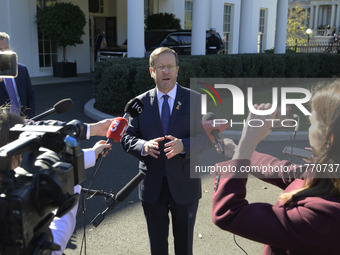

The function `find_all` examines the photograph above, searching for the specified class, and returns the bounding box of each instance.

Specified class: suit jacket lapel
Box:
[149,88,163,135]
[168,85,185,133]
[0,80,9,100]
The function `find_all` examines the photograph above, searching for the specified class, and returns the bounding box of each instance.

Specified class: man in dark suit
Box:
[206,28,221,55]
[0,32,36,118]
[121,47,209,254]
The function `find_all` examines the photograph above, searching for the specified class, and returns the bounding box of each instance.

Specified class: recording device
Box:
[0,52,18,78]
[31,98,73,121]
[202,112,229,192]
[282,146,313,159]
[90,171,146,227]
[201,112,229,154]
[0,119,85,255]
[271,105,294,130]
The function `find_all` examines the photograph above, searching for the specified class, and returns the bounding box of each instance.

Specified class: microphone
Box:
[123,98,144,119]
[115,171,145,202]
[31,98,73,121]
[91,171,146,227]
[201,112,229,154]
[202,112,229,192]
[98,117,128,159]
[106,117,129,144]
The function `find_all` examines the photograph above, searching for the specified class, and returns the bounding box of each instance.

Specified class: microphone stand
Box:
[81,187,117,227]
[81,187,115,199]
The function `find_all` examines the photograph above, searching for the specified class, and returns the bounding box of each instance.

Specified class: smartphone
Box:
[282,146,313,159]
[271,105,294,130]
[0,52,18,78]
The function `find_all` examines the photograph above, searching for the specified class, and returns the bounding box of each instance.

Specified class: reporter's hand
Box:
[303,147,317,163]
[144,137,165,158]
[234,103,277,160]
[216,138,237,158]
[93,140,112,159]
[89,119,114,137]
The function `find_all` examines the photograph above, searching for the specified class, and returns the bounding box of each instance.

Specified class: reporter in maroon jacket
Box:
[212,81,340,255]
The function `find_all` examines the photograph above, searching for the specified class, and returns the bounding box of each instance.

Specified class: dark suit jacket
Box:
[0,63,36,118]
[121,84,210,205]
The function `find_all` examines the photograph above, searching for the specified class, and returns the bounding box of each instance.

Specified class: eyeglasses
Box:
[153,65,177,72]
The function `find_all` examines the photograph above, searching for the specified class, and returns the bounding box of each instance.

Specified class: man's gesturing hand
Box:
[144,137,165,158]
[164,135,184,159]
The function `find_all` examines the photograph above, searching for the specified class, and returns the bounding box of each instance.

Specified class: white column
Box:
[191,0,209,55]
[274,0,288,54]
[304,7,309,27]
[323,6,328,25]
[127,0,144,58]
[310,5,315,29]
[314,5,319,29]
[336,4,340,34]
[239,0,253,53]
[331,4,336,27]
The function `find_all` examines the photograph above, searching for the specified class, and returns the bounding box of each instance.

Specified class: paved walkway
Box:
[31,72,94,86]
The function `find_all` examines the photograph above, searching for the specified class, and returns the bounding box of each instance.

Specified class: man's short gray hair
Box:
[0,32,10,41]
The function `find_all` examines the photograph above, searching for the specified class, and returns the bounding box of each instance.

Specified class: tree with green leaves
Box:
[145,13,181,30]
[36,2,86,62]
[286,4,309,46]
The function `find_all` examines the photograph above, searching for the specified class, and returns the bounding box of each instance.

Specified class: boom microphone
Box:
[123,98,144,119]
[31,98,73,121]
[115,171,146,202]
[91,171,146,227]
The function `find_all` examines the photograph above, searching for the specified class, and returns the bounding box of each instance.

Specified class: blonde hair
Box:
[280,80,340,204]
[149,47,179,68]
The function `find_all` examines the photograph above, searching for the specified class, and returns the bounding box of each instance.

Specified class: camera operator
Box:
[211,81,340,254]
[0,107,112,255]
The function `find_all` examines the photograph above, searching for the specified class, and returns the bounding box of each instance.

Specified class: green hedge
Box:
[93,53,340,114]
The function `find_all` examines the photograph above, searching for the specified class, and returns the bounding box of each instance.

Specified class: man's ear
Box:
[329,133,334,146]
[149,67,154,78]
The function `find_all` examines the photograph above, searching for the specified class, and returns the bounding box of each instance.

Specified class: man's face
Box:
[0,39,10,52]
[149,52,179,94]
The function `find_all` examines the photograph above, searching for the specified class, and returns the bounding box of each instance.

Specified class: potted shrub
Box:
[36,2,86,77]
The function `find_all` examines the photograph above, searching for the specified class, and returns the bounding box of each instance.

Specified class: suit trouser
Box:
[142,178,199,255]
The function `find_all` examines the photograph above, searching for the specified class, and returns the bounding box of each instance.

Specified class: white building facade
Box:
[289,0,340,36]
[0,0,285,77]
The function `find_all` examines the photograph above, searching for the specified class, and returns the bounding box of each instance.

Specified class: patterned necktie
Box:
[5,78,20,114]
[161,94,170,135]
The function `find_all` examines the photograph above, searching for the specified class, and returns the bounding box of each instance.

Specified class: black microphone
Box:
[91,171,146,227]
[115,171,145,202]
[123,98,144,119]
[31,98,73,121]
[202,112,224,154]
[202,112,227,192]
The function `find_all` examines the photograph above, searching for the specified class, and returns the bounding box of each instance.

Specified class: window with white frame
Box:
[99,0,104,14]
[37,0,58,68]
[258,9,267,53]
[223,4,233,54]
[184,0,193,29]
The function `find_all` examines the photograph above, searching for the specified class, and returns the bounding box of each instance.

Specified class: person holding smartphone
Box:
[212,81,340,254]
